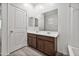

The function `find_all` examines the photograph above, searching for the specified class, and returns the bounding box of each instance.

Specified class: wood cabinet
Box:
[27,33,57,56]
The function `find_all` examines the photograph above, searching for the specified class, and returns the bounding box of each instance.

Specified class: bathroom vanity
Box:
[27,31,58,56]
[27,5,58,56]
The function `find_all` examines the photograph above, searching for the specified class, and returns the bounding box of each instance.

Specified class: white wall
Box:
[69,4,79,48]
[24,4,35,31]
[57,3,71,55]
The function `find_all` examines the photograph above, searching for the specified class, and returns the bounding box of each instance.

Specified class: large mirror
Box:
[43,9,58,31]
[28,8,58,32]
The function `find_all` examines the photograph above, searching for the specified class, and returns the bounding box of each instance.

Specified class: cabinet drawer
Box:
[37,35,54,42]
[27,33,37,48]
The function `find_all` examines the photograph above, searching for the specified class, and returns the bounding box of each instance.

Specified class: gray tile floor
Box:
[7,46,66,56]
[8,46,46,56]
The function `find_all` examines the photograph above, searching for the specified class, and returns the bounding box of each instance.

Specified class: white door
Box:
[8,4,27,54]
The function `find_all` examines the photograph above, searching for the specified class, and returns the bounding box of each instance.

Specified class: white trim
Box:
[2,3,8,56]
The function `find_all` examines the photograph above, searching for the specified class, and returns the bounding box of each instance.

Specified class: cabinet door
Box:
[32,37,36,48]
[28,37,32,46]
[44,41,55,55]
[27,34,36,48]
[37,38,44,52]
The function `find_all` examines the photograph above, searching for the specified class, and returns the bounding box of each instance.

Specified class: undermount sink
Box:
[47,31,51,34]
[35,31,39,33]
[35,31,51,34]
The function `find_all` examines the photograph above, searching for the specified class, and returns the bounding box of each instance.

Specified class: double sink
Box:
[27,30,58,38]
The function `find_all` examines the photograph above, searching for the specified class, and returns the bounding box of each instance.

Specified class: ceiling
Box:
[29,3,55,8]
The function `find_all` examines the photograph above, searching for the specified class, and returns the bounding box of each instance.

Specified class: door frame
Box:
[2,3,8,56]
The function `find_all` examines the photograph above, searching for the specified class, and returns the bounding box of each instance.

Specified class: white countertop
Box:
[27,30,58,38]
